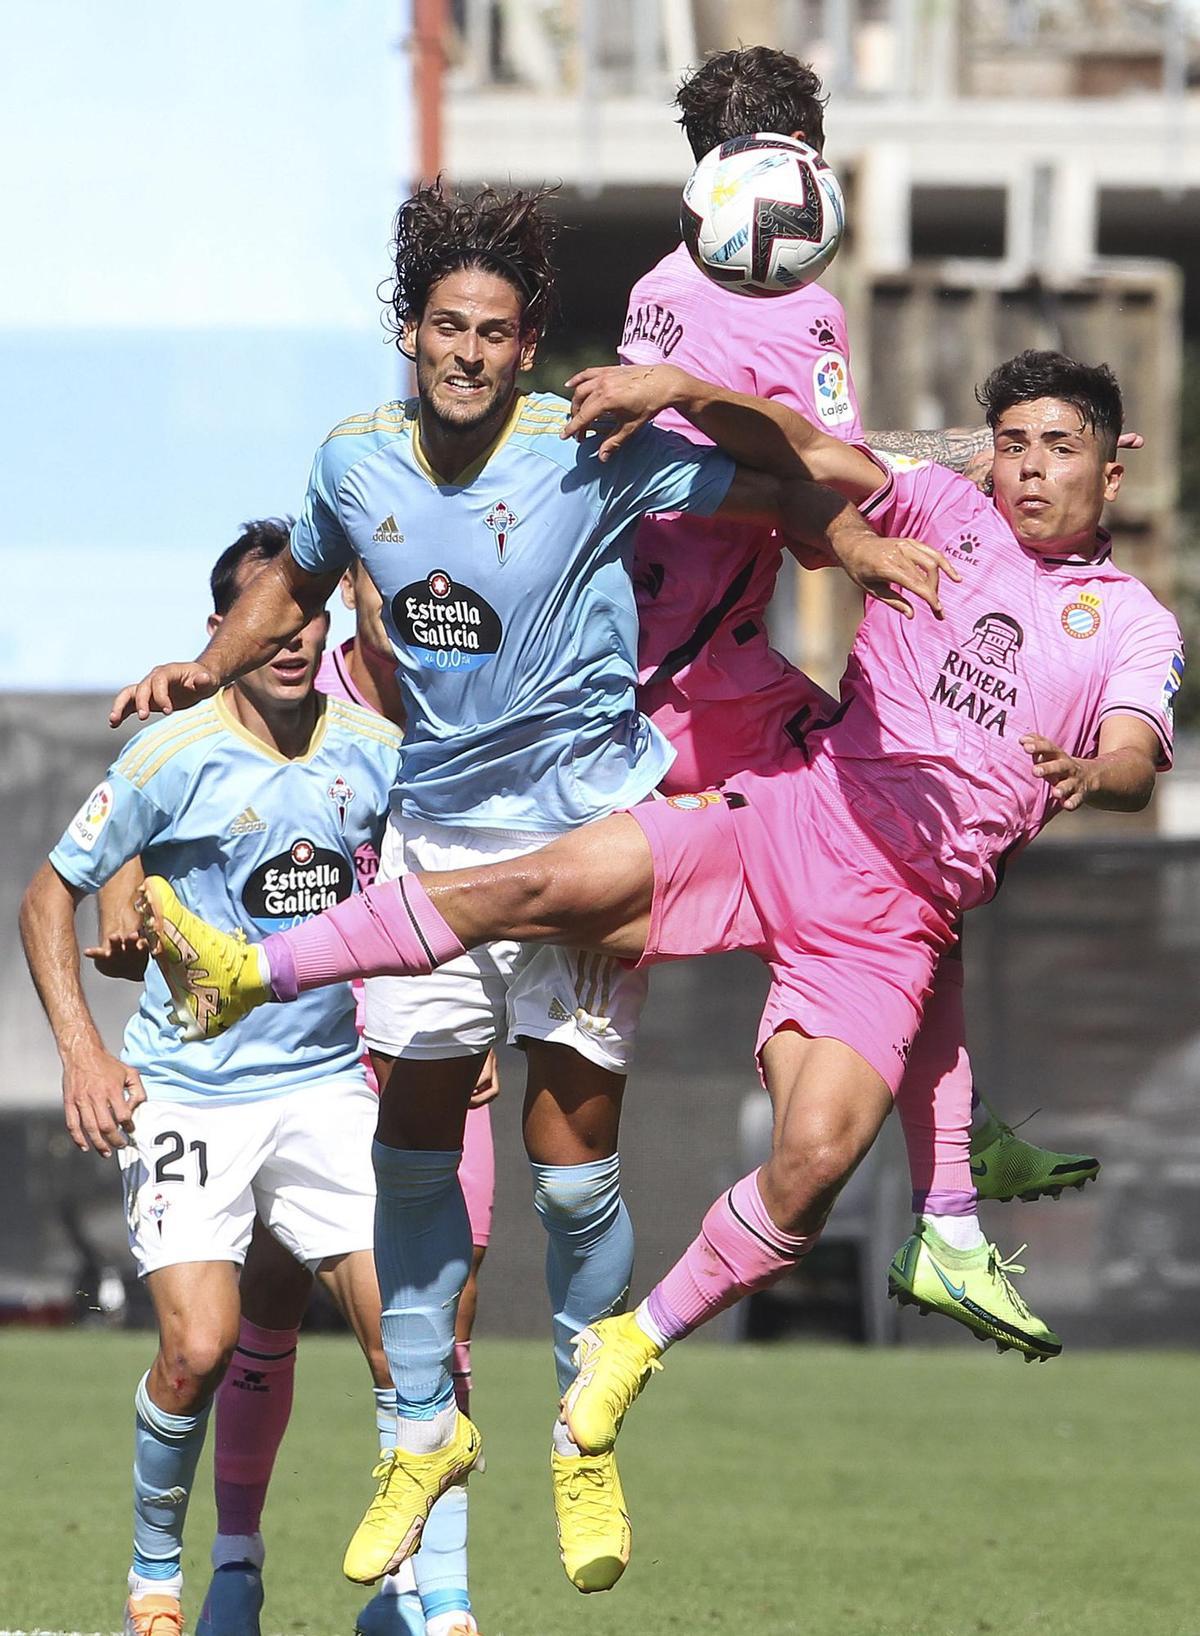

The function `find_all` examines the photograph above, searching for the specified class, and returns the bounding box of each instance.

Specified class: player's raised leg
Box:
[523,1041,634,1593]
[342,1054,484,1590]
[889,951,1062,1359]
[138,813,656,1038]
[562,1029,889,1451]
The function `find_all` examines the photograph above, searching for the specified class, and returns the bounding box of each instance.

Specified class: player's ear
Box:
[519,328,538,372]
[207,613,221,638]
[340,569,356,612]
[1102,459,1124,502]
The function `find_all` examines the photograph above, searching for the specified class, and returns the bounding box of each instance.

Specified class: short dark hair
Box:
[977,351,1124,458]
[383,179,560,351]
[210,517,294,615]
[675,47,827,161]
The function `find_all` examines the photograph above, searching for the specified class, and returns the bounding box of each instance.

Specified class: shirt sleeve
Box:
[290,440,355,576]
[48,769,166,893]
[858,453,980,540]
[1096,600,1184,770]
[596,423,735,532]
[748,301,864,441]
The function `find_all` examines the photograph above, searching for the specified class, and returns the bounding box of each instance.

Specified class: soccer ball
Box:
[680,134,845,298]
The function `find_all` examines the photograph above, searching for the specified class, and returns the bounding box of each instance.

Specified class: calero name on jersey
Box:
[243,839,354,930]
[392,570,502,671]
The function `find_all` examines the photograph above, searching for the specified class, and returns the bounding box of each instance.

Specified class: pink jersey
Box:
[814,458,1183,914]
[623,245,863,729]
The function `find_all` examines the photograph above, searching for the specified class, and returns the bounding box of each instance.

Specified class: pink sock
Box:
[644,1170,815,1345]
[895,953,976,1214]
[451,1340,472,1415]
[262,877,466,1000]
[213,1319,299,1537]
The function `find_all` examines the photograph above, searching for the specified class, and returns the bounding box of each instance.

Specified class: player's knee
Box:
[768,1125,859,1216]
[158,1323,237,1400]
[531,1161,616,1226]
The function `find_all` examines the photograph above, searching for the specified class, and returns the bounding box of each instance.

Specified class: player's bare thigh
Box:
[419,813,654,959]
[756,1028,894,1238]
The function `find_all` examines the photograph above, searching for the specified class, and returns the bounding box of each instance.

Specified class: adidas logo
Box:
[548,996,574,1022]
[373,513,405,544]
[231,806,267,836]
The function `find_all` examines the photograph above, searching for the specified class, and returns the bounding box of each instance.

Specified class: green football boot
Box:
[971,1093,1100,1202]
[887,1221,1062,1362]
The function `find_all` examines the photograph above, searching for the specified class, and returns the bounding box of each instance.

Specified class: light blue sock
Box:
[132,1372,212,1579]
[531,1154,634,1393]
[373,1142,470,1419]
[413,1486,471,1625]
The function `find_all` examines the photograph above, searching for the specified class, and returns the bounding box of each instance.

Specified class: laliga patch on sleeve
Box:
[1162,652,1185,720]
[68,781,114,852]
[812,351,854,425]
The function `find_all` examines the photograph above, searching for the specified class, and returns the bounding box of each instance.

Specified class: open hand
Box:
[832,529,960,620]
[1022,733,1092,810]
[562,364,685,460]
[110,662,220,727]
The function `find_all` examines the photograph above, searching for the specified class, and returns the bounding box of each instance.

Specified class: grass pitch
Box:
[0,1331,1196,1635]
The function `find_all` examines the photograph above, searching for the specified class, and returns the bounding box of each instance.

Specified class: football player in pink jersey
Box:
[626,45,1102,1320]
[132,348,1181,1580]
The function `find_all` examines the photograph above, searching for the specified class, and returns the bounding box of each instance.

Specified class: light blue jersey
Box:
[290,391,735,831]
[49,691,402,1104]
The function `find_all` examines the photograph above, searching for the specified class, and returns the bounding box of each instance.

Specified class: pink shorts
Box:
[459,1103,495,1248]
[631,754,955,1093]
[648,670,836,795]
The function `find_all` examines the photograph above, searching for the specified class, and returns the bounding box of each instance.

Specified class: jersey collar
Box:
[410,392,526,488]
[214,687,330,766]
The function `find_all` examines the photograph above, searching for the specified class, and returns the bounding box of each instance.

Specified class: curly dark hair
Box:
[383,179,560,351]
[675,46,827,161]
[977,351,1123,458]
[210,517,294,614]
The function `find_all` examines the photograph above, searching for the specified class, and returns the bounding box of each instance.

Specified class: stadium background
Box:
[2,3,1200,1629]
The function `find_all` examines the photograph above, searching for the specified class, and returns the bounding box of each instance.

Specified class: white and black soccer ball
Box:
[680,134,845,298]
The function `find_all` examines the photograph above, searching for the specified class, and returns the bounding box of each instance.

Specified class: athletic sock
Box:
[261,877,465,1000]
[373,1142,471,1437]
[531,1154,634,1393]
[412,1486,472,1632]
[922,1211,985,1252]
[643,1170,815,1346]
[132,1372,212,1586]
[894,954,977,1215]
[451,1340,472,1416]
[212,1317,298,1542]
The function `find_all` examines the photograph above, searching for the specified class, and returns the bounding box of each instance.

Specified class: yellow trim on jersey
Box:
[325,698,404,749]
[410,392,527,489]
[127,721,225,790]
[324,401,414,442]
[115,702,221,784]
[212,688,330,767]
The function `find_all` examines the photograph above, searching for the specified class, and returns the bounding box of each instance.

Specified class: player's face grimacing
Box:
[412,265,538,438]
[989,396,1123,558]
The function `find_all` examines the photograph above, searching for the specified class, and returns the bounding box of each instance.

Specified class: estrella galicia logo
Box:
[243,838,353,931]
[962,612,1024,674]
[392,570,503,672]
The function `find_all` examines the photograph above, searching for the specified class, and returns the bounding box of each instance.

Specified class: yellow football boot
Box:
[560,1314,663,1455]
[551,1447,632,1593]
[138,875,269,1041]
[343,1413,483,1586]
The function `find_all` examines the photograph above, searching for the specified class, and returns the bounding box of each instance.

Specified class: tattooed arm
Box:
[864,425,993,482]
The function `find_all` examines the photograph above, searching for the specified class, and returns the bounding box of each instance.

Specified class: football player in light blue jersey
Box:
[21,525,431,1636]
[112,181,935,1600]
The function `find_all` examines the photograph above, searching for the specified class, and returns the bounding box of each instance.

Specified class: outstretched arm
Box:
[1022,717,1160,813]
[110,552,342,725]
[20,862,146,1155]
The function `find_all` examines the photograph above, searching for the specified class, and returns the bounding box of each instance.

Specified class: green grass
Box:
[1,1332,1197,1634]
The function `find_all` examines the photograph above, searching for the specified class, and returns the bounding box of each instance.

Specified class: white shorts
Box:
[118,1076,377,1277]
[362,816,648,1074]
